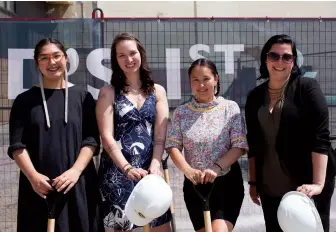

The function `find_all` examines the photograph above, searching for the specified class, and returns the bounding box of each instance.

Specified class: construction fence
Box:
[0,17,336,231]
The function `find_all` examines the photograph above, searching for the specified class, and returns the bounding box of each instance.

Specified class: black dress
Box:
[7,86,102,232]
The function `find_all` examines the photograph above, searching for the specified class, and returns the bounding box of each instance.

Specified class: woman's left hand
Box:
[297,184,323,198]
[148,159,163,177]
[202,168,218,184]
[52,168,81,194]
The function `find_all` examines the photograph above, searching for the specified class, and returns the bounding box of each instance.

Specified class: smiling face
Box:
[190,65,218,103]
[36,43,67,81]
[266,43,294,82]
[116,40,142,75]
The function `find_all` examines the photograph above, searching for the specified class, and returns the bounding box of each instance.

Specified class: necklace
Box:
[194,95,216,104]
[268,80,288,101]
[128,88,141,93]
[127,87,143,102]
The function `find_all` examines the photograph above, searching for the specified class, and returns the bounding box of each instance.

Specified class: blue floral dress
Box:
[98,91,171,230]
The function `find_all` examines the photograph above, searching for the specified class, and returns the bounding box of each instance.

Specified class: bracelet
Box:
[213,162,223,171]
[122,163,131,170]
[124,166,133,176]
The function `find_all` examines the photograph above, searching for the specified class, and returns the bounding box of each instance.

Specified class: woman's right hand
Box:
[126,168,148,181]
[28,172,53,199]
[184,167,204,185]
[249,185,261,206]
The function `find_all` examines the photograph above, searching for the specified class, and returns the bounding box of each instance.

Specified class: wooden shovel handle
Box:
[143,224,150,232]
[203,210,212,232]
[47,218,55,232]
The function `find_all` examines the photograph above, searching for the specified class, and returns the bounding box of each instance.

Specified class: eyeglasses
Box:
[38,54,64,63]
[267,52,294,64]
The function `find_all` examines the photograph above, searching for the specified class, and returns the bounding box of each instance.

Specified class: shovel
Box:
[193,182,214,232]
[45,179,63,232]
[161,152,176,232]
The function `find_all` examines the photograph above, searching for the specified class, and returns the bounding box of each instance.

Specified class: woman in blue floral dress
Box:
[96,33,171,232]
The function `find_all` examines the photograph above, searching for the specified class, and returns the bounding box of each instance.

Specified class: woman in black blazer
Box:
[245,34,336,232]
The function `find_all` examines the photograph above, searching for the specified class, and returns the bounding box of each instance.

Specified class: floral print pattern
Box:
[98,93,171,230]
[165,96,248,176]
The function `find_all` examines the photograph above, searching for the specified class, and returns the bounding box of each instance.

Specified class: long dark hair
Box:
[34,38,67,64]
[188,58,221,96]
[110,33,154,95]
[258,34,301,80]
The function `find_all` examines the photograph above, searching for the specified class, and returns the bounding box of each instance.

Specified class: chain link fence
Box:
[0,18,335,231]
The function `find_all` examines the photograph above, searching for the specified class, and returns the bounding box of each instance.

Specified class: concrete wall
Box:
[15,1,47,18]
[97,1,336,18]
[98,1,195,17]
[0,1,94,18]
[0,9,11,18]
[46,1,94,18]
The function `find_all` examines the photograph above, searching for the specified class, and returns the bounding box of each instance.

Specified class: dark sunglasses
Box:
[267,52,294,64]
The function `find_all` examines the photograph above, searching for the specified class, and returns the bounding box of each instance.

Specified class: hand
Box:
[28,172,52,199]
[249,185,261,206]
[202,166,219,184]
[126,167,148,181]
[52,168,81,194]
[297,184,323,198]
[148,159,163,177]
[184,167,204,185]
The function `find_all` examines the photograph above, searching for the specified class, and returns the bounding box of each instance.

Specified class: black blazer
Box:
[245,75,336,189]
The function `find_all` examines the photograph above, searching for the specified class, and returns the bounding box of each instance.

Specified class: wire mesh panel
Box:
[0,18,335,232]
[0,19,101,232]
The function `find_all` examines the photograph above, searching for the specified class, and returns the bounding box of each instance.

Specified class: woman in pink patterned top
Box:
[165,58,248,232]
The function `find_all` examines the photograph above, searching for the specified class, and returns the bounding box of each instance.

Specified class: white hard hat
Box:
[125,174,173,226]
[277,191,322,232]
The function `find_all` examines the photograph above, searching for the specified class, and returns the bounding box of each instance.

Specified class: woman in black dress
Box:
[245,34,336,232]
[7,38,102,232]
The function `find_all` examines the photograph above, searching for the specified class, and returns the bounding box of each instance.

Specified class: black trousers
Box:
[183,162,245,231]
[259,178,335,232]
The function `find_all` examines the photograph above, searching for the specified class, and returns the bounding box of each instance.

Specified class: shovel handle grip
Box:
[163,169,170,185]
[47,218,55,232]
[143,224,150,232]
[203,210,212,232]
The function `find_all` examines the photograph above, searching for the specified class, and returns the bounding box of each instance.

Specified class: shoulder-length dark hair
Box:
[258,34,301,80]
[188,58,221,96]
[110,33,154,95]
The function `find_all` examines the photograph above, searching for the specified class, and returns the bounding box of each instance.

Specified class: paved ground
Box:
[0,121,336,232]
[0,152,336,232]
[166,159,336,232]
[2,152,335,232]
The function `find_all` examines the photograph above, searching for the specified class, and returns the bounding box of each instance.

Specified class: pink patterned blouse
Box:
[165,96,249,176]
